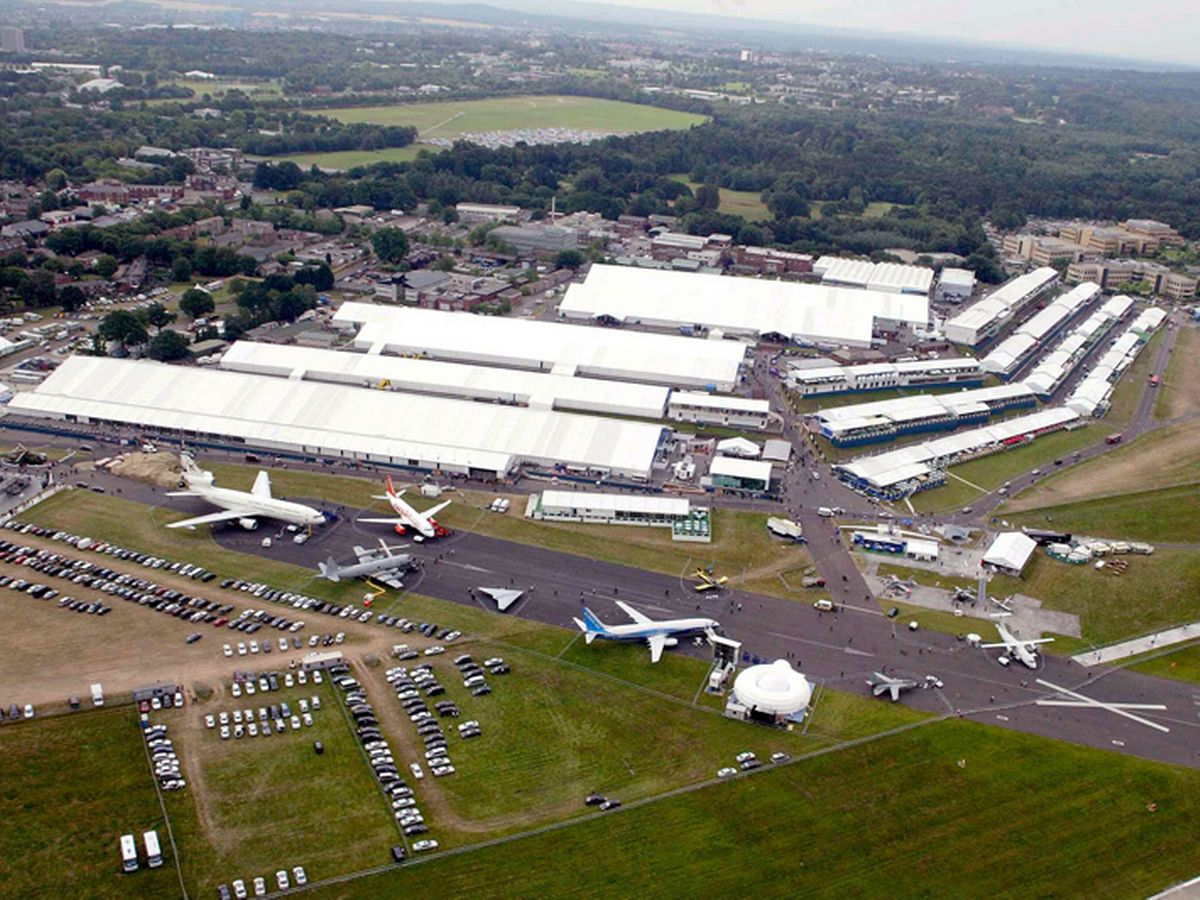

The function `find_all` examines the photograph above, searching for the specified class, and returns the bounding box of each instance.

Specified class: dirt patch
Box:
[108,451,183,488]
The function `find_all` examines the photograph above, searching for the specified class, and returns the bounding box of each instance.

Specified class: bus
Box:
[120,834,139,873]
[143,830,162,869]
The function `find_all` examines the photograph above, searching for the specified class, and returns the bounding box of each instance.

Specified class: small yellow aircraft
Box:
[693,567,728,593]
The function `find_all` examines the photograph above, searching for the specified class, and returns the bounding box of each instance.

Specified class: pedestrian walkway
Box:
[1073,622,1200,667]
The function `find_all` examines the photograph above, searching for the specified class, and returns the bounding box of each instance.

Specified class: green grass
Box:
[328,717,1200,898]
[163,681,394,896]
[0,707,182,898]
[989,549,1200,645]
[318,95,708,137]
[1154,326,1200,419]
[1005,483,1200,543]
[269,145,426,170]
[911,425,1102,513]
[667,174,770,221]
[1126,641,1200,683]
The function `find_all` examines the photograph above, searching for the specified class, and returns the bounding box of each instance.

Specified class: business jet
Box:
[358,477,451,539]
[165,454,324,531]
[572,600,719,663]
[981,618,1054,669]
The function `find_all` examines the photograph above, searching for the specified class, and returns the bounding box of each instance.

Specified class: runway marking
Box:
[1035,678,1170,734]
[766,631,875,658]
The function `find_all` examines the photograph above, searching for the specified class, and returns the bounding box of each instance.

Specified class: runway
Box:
[76,468,1200,770]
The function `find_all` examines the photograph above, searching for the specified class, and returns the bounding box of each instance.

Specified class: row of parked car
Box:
[331,664,439,854]
[220,866,307,900]
[208,695,319,740]
[715,750,790,779]
[221,578,375,625]
[378,614,462,643]
[7,522,219,582]
[143,721,187,792]
[387,664,461,778]
[452,652,510,698]
[230,667,322,699]
[0,538,239,628]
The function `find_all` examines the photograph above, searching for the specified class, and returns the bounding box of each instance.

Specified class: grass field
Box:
[1003,419,1200,518]
[667,174,770,221]
[1006,484,1200,543]
[911,425,1102,513]
[333,717,1200,898]
[1154,326,1199,418]
[270,145,426,170]
[1126,641,1200,683]
[163,680,395,896]
[0,707,182,898]
[874,562,976,594]
[989,549,1200,645]
[318,96,708,138]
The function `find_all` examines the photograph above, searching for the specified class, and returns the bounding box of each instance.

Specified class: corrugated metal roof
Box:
[539,490,690,517]
[669,391,770,413]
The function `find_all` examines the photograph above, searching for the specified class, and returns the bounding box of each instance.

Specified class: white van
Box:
[144,830,162,868]
[813,599,834,612]
[120,834,139,873]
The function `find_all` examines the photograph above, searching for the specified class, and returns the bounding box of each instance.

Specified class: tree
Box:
[294,263,334,291]
[179,288,215,319]
[143,303,176,331]
[372,227,410,264]
[554,249,586,270]
[45,168,68,191]
[171,257,193,282]
[98,310,148,346]
[95,254,119,278]
[57,285,86,313]
[147,329,190,361]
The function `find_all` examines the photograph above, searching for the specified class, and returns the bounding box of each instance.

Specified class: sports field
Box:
[272,145,425,171]
[332,717,1200,898]
[318,95,708,138]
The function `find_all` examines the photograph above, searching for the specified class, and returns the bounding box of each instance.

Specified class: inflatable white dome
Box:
[732,659,812,715]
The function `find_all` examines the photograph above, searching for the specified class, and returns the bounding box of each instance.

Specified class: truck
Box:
[802,576,826,589]
[90,683,104,707]
[1105,433,1123,445]
[817,507,835,518]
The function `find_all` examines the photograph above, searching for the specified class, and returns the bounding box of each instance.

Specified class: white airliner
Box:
[981,618,1054,669]
[572,600,719,663]
[358,477,451,539]
[165,454,325,531]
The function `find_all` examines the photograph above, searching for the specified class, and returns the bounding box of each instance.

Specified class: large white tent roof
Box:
[558,264,928,347]
[334,302,745,390]
[10,357,666,479]
[733,659,812,714]
[219,341,670,419]
[984,532,1038,573]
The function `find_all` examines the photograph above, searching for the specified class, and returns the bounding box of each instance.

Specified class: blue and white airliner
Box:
[573,600,720,663]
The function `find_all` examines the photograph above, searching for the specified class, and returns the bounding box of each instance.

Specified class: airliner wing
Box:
[358,517,406,525]
[978,642,1012,649]
[615,600,652,625]
[166,508,252,530]
[165,491,201,497]
[251,470,272,498]
[422,499,452,520]
[647,633,667,663]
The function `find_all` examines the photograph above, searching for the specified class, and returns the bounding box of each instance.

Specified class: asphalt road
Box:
[67,468,1200,770]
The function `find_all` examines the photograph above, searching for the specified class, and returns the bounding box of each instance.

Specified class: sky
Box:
[586,0,1199,67]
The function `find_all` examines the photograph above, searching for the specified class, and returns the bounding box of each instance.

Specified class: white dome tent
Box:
[726,659,813,724]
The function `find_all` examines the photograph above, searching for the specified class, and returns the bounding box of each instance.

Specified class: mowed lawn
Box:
[667,174,770,221]
[271,145,425,170]
[990,549,1200,645]
[1127,642,1200,683]
[162,681,395,897]
[0,708,182,898]
[331,718,1200,899]
[911,425,1103,513]
[1154,325,1200,418]
[1006,483,1200,544]
[317,95,708,137]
